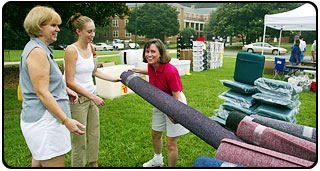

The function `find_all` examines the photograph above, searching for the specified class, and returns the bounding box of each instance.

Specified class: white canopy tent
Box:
[262,3,316,55]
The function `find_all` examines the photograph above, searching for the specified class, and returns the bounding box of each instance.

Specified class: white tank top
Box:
[67,44,95,94]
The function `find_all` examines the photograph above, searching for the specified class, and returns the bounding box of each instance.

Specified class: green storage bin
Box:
[234,52,265,85]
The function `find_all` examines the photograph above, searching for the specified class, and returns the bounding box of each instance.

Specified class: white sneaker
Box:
[143,157,164,167]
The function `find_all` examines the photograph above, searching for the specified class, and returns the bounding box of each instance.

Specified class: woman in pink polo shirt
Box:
[131,39,189,167]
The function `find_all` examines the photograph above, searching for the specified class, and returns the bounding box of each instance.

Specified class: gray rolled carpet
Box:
[120,71,243,149]
[225,111,316,143]
[251,114,316,143]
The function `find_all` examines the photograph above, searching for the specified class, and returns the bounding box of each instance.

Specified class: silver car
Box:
[242,42,288,55]
[94,43,113,51]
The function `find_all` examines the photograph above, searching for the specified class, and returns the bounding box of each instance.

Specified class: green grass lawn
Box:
[4,42,313,63]
[3,56,316,167]
[3,50,120,62]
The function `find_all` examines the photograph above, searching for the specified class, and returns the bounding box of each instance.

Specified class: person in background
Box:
[130,39,189,167]
[20,6,85,167]
[299,35,306,62]
[64,13,120,167]
[289,39,302,75]
[311,40,316,62]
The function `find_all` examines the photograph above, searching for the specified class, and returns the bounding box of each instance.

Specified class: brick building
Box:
[106,3,216,43]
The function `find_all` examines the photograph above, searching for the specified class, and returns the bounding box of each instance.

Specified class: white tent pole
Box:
[262,24,267,55]
[278,28,282,56]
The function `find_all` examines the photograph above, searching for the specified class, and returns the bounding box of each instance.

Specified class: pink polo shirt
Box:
[148,63,183,96]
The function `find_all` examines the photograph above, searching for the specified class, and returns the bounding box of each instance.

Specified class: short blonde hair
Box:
[23,6,61,37]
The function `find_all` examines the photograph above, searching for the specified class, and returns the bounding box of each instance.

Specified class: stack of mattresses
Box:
[212,52,265,125]
[253,78,302,123]
[215,111,316,167]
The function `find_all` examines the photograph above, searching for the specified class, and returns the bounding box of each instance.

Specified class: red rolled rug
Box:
[215,138,314,167]
[236,120,316,162]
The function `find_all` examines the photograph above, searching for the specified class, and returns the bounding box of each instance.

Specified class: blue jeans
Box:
[300,51,305,62]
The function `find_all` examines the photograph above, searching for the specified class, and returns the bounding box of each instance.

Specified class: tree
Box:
[179,28,198,43]
[3,2,130,49]
[211,3,304,45]
[126,3,179,43]
[204,10,216,40]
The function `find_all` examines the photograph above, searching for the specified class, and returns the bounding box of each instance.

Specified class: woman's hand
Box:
[168,116,177,124]
[126,67,148,75]
[64,118,86,135]
[126,68,135,73]
[112,76,122,82]
[66,87,78,104]
[92,95,105,107]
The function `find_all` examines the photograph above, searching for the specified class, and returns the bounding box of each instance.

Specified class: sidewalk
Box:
[4,54,119,65]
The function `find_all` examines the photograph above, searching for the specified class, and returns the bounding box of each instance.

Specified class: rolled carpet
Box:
[192,156,244,167]
[251,115,316,142]
[236,120,316,162]
[215,138,314,167]
[225,111,316,142]
[120,71,243,149]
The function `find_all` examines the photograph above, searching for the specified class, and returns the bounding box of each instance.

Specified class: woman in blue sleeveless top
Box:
[20,6,85,167]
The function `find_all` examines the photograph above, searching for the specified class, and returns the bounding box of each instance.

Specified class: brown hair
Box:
[142,39,171,63]
[66,13,93,35]
[23,6,61,37]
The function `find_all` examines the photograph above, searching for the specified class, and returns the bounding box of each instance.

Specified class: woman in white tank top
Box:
[64,13,121,167]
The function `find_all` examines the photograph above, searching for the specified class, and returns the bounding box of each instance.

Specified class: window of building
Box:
[112,20,118,27]
[204,15,208,21]
[185,22,189,28]
[138,35,145,38]
[113,30,119,38]
[125,19,129,25]
[125,30,131,38]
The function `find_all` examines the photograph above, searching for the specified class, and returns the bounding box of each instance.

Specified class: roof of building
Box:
[126,3,216,15]
[170,3,216,14]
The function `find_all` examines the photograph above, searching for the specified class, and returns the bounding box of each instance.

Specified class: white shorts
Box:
[20,110,71,160]
[152,92,190,137]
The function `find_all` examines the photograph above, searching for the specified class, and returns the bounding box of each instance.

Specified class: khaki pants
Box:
[70,94,100,167]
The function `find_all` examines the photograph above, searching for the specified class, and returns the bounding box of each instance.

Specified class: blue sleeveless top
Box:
[19,38,71,123]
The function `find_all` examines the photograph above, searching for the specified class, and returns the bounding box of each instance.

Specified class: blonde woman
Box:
[20,6,85,167]
[64,13,120,167]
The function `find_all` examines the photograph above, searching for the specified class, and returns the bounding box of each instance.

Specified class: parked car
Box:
[112,39,125,50]
[129,42,140,49]
[94,43,113,51]
[242,42,288,55]
[54,44,67,50]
